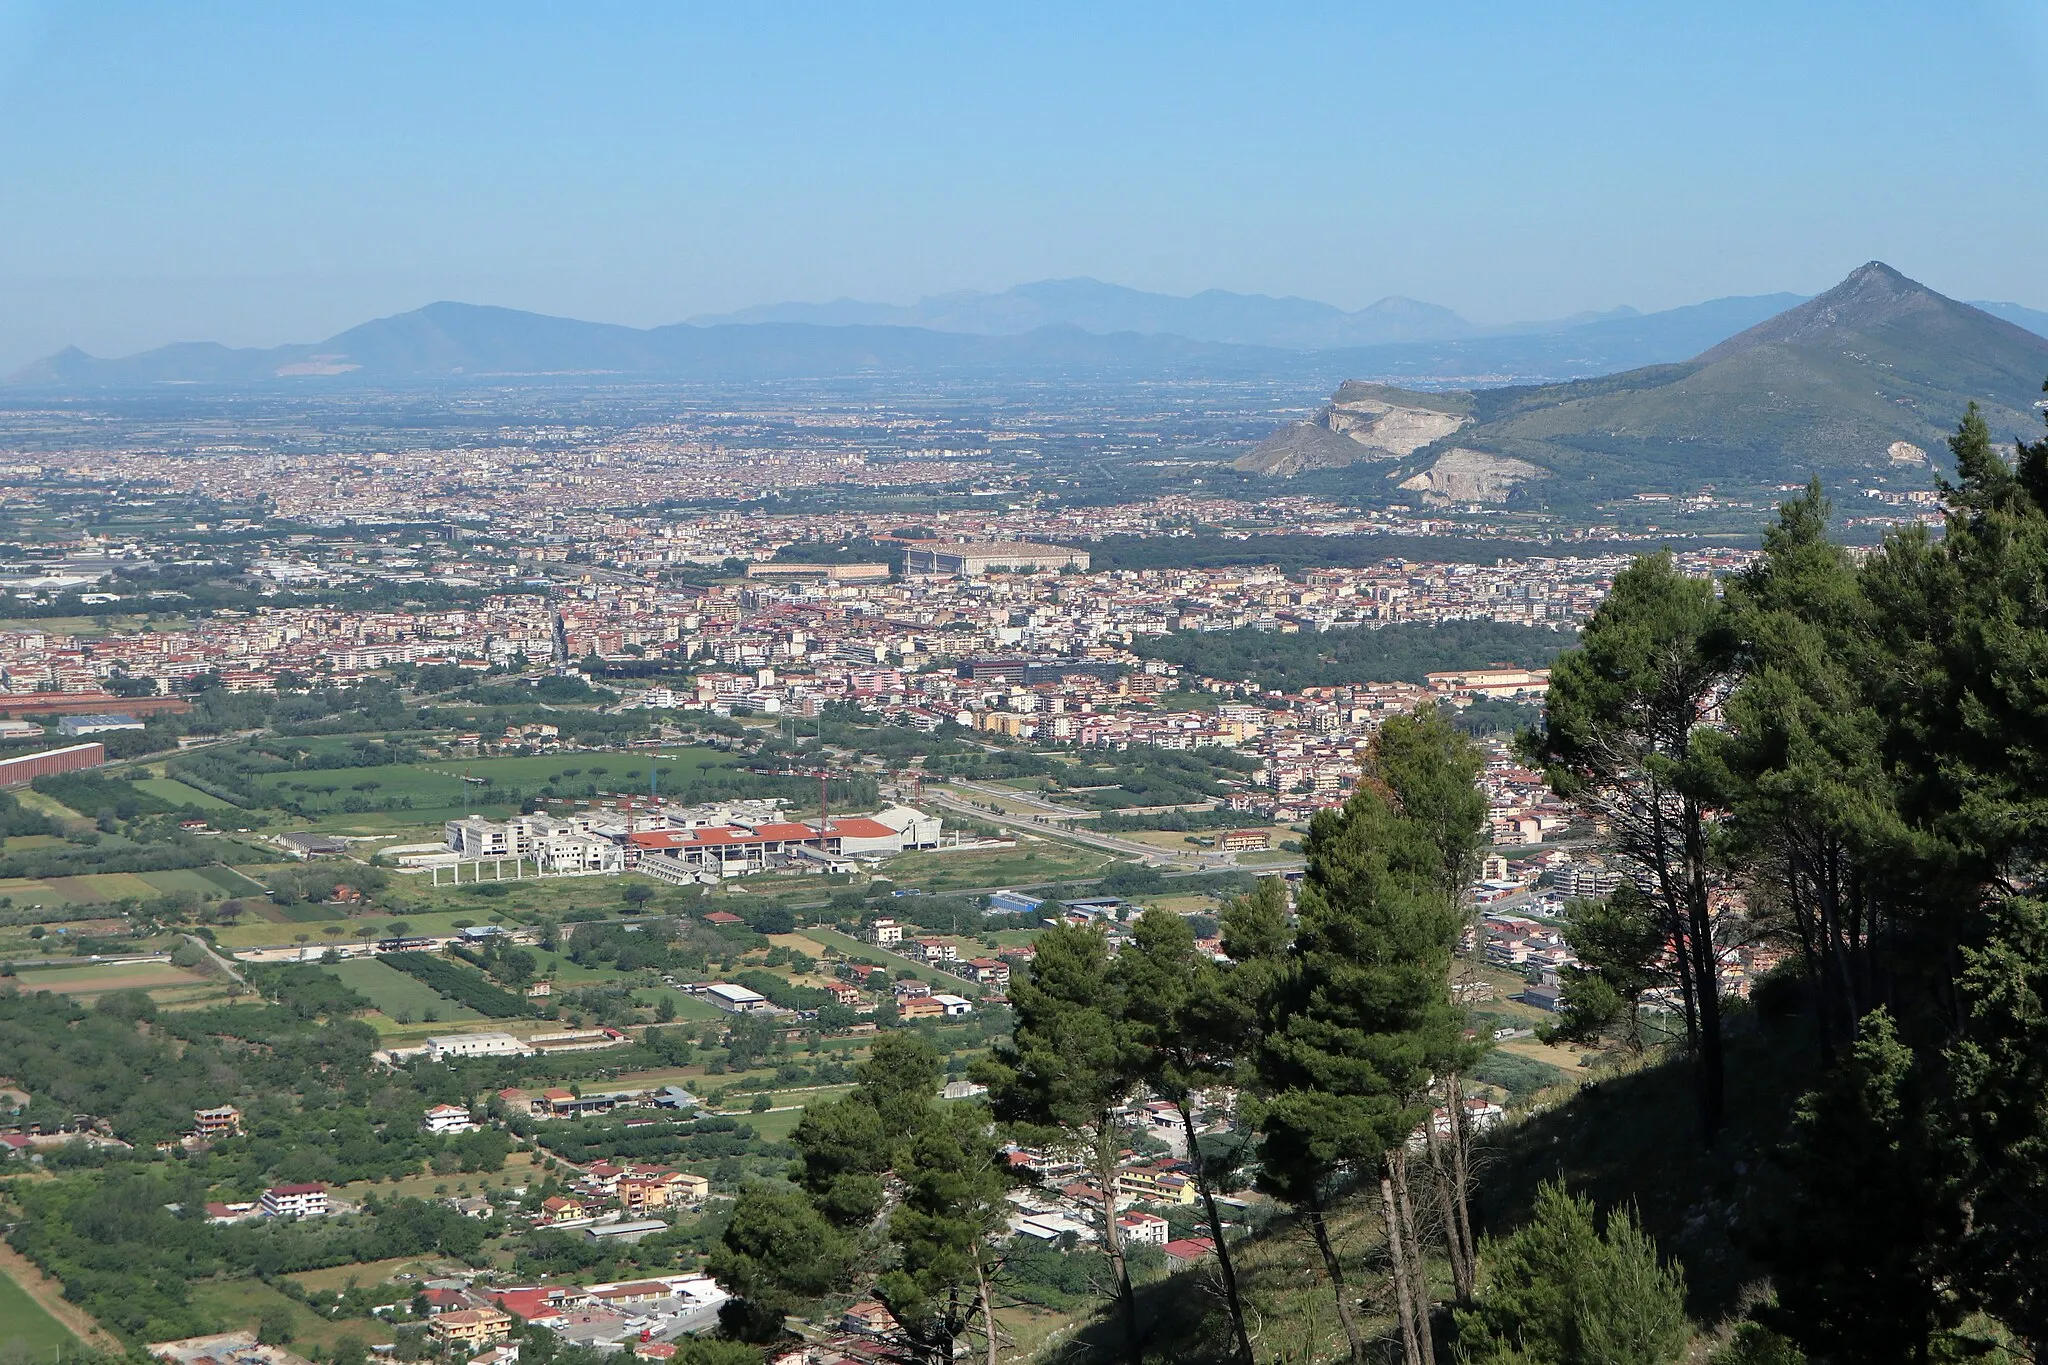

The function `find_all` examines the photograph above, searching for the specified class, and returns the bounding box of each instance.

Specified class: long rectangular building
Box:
[903,541,1089,577]
[628,806,941,877]
[0,742,103,788]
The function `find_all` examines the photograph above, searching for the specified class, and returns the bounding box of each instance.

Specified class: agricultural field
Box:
[0,1252,89,1356]
[10,787,88,824]
[322,957,485,1024]
[10,959,222,1004]
[329,1151,544,1206]
[212,906,523,949]
[205,746,741,826]
[131,777,241,810]
[0,865,270,908]
[878,839,1113,892]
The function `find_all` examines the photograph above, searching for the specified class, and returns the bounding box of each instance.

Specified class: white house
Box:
[931,993,974,1017]
[1116,1211,1170,1248]
[423,1104,475,1135]
[262,1183,329,1218]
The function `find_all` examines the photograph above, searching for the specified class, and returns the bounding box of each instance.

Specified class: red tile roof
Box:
[825,817,896,838]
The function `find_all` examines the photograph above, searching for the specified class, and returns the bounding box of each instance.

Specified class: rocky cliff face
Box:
[1236,382,1472,475]
[1397,449,1549,505]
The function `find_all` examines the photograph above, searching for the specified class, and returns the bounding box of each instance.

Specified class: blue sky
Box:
[1,1,2044,366]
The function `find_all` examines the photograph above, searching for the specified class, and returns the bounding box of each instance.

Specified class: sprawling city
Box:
[4,8,2048,1365]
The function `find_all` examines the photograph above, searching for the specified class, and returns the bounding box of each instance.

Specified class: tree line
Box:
[1523,389,2048,1361]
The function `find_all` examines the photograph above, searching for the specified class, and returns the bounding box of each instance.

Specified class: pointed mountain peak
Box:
[1692,261,2032,363]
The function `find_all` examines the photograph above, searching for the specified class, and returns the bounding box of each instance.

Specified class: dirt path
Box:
[0,1240,122,1352]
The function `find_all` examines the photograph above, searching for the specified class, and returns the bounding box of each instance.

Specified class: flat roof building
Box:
[425,1031,531,1060]
[702,983,769,1014]
[904,541,1089,577]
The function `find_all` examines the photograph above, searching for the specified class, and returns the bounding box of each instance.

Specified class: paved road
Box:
[7,951,171,968]
[186,932,246,985]
[925,785,1240,871]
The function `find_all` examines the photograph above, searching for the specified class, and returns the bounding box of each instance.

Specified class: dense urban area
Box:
[0,365,2044,1365]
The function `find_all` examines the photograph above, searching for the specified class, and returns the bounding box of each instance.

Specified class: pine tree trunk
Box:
[1436,1076,1477,1304]
[1095,1132,1144,1365]
[974,1247,1000,1365]
[1306,1195,1368,1365]
[1179,1100,1254,1363]
[1392,1147,1435,1363]
[1380,1168,1424,1365]
[1426,1131,1468,1305]
[1685,795,1724,1139]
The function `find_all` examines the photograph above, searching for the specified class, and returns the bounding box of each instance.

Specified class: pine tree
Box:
[874,1101,1013,1365]
[1542,886,1669,1054]
[976,922,1148,1365]
[708,1185,856,1341]
[1533,552,1734,1138]
[1252,724,1474,1365]
[1755,1010,1961,1364]
[1948,897,2048,1355]
[1455,1180,1688,1365]
[1709,480,1909,1060]
[1117,905,1256,1362]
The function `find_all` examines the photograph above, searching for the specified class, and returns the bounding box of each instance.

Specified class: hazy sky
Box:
[2,1,2044,368]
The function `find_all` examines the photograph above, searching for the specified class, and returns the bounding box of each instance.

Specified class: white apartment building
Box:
[443,814,623,874]
[423,1103,476,1134]
[262,1183,329,1218]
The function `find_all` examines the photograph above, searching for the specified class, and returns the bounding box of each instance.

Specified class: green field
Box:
[0,865,256,907]
[198,864,269,895]
[323,957,485,1023]
[239,747,737,823]
[132,777,241,810]
[879,840,1114,892]
[186,1276,382,1353]
[0,1264,83,1356]
[12,960,222,1003]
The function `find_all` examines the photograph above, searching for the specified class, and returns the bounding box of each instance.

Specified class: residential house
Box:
[430,1308,513,1349]
[261,1183,328,1218]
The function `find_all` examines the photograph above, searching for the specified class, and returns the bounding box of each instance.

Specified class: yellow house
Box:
[430,1308,512,1349]
[1114,1165,1198,1205]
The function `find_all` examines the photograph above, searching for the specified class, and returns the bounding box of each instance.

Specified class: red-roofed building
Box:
[627,809,936,876]
[1163,1236,1216,1269]
[487,1286,565,1321]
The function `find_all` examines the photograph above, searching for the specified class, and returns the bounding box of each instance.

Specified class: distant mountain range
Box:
[691,279,1499,348]
[7,272,2044,395]
[1247,263,2048,506]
